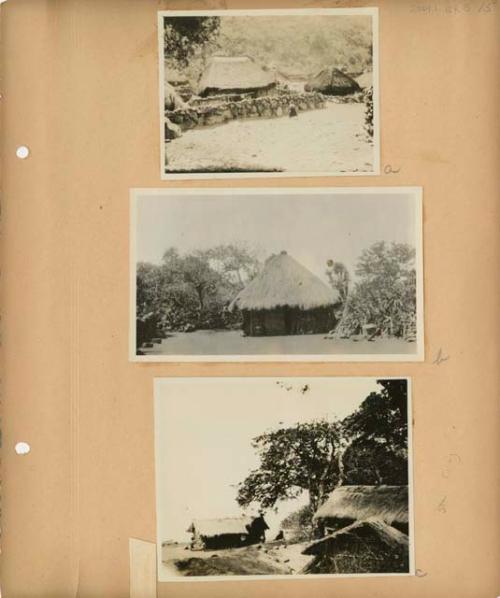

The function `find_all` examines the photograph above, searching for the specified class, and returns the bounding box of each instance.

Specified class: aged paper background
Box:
[1,0,499,597]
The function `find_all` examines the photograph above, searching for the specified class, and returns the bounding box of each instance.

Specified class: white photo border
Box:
[130,187,424,363]
[153,376,415,583]
[158,8,380,180]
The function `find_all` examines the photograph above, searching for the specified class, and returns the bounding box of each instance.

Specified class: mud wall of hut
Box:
[242,306,335,337]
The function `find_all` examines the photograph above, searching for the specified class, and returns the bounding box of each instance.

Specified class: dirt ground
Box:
[161,541,313,578]
[141,329,416,357]
[165,103,373,174]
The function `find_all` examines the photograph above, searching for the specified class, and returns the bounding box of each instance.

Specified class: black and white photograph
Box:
[155,377,414,581]
[159,8,379,178]
[131,188,423,362]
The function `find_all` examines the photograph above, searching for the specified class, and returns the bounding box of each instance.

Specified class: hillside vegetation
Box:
[165,15,373,85]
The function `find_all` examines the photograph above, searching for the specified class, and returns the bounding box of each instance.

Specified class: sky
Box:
[135,191,418,282]
[155,377,381,544]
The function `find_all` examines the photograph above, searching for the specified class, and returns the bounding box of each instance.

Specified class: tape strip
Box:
[129,538,157,598]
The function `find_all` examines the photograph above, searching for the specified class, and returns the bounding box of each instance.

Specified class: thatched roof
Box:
[302,519,409,556]
[229,251,339,312]
[198,56,276,95]
[355,70,373,89]
[306,68,361,94]
[314,485,409,525]
[187,517,252,537]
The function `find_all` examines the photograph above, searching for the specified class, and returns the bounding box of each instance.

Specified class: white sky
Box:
[155,377,381,543]
[136,191,417,281]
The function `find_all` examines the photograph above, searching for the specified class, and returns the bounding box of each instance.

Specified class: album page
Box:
[1,1,499,597]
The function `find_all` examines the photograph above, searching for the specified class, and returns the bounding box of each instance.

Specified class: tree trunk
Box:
[195,286,205,310]
[308,491,324,539]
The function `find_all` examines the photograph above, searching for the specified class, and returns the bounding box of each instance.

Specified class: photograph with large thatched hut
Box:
[159,8,379,177]
[154,377,414,580]
[131,187,423,361]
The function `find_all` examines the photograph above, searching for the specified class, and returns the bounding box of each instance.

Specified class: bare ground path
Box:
[141,329,416,357]
[161,541,313,578]
[165,103,373,173]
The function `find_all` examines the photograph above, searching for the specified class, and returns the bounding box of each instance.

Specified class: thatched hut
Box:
[302,519,409,574]
[305,68,361,96]
[198,56,276,97]
[313,485,409,535]
[229,251,340,336]
[274,68,308,93]
[187,515,268,550]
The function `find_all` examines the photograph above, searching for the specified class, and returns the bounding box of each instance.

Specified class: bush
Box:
[363,86,374,138]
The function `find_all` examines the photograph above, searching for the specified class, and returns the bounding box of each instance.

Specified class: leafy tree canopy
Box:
[164,17,221,67]
[137,244,260,334]
[237,379,408,521]
[340,242,417,337]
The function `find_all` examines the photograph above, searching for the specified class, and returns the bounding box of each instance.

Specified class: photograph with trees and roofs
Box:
[160,9,378,176]
[132,188,423,361]
[155,377,413,580]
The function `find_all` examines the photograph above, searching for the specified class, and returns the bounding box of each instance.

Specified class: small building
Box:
[187,515,269,550]
[198,56,277,97]
[305,68,361,96]
[302,519,409,574]
[229,251,340,336]
[313,485,409,536]
[274,69,308,93]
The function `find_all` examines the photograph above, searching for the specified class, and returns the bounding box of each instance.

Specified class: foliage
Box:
[339,241,416,338]
[342,379,409,485]
[364,86,374,137]
[164,15,373,86]
[237,420,344,514]
[215,16,372,76]
[281,504,314,530]
[164,16,221,68]
[237,380,408,523]
[325,260,350,304]
[137,245,260,340]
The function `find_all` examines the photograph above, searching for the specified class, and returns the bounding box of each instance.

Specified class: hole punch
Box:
[15,441,31,455]
[16,146,30,159]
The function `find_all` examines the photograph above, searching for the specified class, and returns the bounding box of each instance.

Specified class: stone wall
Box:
[165,91,326,135]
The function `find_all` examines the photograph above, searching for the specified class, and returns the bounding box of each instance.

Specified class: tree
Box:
[343,242,416,337]
[164,16,221,67]
[237,380,409,524]
[179,254,220,310]
[137,261,162,317]
[136,245,262,334]
[342,379,409,485]
[205,244,260,288]
[237,419,344,515]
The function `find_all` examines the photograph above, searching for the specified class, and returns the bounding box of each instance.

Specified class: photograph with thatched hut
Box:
[159,8,379,178]
[155,377,414,580]
[131,187,423,361]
